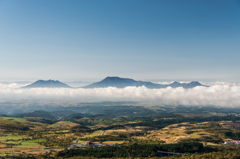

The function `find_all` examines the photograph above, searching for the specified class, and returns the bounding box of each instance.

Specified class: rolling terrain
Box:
[0,106,240,158]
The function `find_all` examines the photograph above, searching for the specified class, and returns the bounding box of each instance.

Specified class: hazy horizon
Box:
[0,0,240,82]
[0,0,239,108]
[1,77,240,84]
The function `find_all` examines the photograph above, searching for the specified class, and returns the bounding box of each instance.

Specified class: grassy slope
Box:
[2,117,26,122]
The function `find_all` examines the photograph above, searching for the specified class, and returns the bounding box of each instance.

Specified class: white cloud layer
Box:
[0,83,29,89]
[0,83,240,107]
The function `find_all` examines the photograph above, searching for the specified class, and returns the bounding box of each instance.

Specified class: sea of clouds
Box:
[0,82,240,107]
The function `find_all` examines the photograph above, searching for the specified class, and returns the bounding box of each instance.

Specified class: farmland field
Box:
[0,134,28,141]
[2,117,26,122]
[102,141,125,144]
[0,106,240,158]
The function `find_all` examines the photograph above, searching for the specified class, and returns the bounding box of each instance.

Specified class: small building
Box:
[224,140,240,145]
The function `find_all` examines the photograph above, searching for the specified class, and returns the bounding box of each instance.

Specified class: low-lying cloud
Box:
[0,83,240,107]
[0,83,29,89]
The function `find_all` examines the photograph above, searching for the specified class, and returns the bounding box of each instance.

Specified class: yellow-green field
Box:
[2,117,26,122]
[0,134,28,141]
[102,141,125,144]
[77,140,87,144]
[50,121,78,128]
[145,121,222,144]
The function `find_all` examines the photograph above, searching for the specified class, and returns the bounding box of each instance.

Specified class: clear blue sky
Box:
[0,0,239,82]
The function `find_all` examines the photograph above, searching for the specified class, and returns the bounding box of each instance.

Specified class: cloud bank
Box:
[0,83,29,89]
[0,83,240,107]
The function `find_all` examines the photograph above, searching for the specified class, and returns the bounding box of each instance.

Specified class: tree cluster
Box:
[55,142,203,158]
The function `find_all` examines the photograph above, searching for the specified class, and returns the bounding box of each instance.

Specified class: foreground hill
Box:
[22,79,71,88]
[82,76,204,89]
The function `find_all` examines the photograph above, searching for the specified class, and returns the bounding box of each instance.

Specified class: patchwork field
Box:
[0,111,240,158]
[144,121,236,145]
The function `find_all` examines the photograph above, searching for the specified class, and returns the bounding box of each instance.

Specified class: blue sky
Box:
[0,0,240,82]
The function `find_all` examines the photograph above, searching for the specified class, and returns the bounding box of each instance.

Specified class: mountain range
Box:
[82,77,204,88]
[22,77,205,89]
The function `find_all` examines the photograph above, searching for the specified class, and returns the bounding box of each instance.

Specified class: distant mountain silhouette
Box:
[168,81,203,88]
[22,80,71,88]
[22,77,205,89]
[82,77,205,89]
[82,77,160,88]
